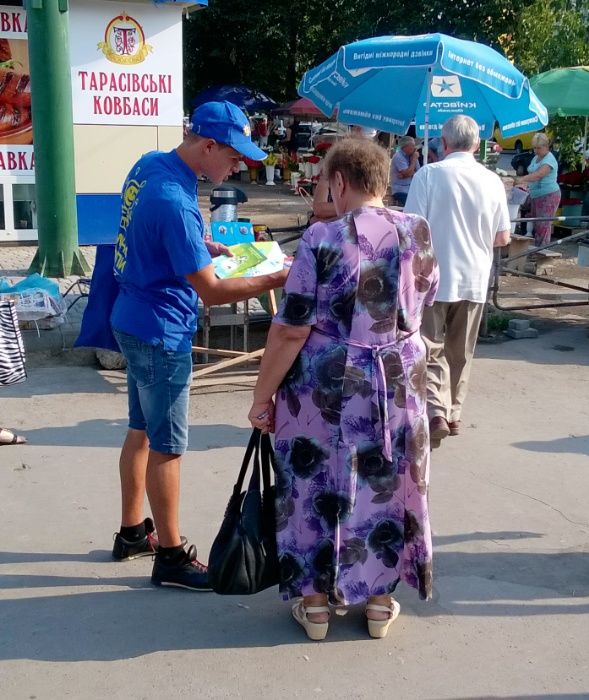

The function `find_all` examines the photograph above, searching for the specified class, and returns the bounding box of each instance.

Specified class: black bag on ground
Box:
[208,428,279,595]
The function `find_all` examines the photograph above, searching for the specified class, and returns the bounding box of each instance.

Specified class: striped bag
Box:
[0,299,26,385]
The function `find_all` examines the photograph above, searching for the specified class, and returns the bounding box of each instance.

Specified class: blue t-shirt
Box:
[527,151,560,199]
[111,150,212,352]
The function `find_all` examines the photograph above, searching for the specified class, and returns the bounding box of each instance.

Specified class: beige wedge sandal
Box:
[291,600,330,641]
[365,597,401,639]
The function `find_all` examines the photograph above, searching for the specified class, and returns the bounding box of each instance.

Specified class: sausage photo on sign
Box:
[0,69,31,108]
[0,39,10,62]
[0,38,32,145]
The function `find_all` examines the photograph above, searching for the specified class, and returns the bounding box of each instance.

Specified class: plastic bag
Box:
[0,273,65,322]
[509,186,529,206]
[0,288,66,321]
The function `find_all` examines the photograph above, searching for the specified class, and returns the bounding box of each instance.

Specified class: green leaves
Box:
[511,0,589,76]
[182,0,589,119]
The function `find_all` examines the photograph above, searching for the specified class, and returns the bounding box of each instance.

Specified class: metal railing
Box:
[491,215,589,311]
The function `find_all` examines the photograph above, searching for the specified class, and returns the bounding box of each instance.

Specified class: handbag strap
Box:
[234,428,261,495]
[260,432,276,491]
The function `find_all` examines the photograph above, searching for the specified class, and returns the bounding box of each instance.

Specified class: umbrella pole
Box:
[423,70,432,163]
[583,116,588,160]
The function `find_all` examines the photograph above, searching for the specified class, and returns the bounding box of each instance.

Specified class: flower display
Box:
[285,153,300,172]
[242,156,263,169]
[263,147,280,167]
[314,142,333,158]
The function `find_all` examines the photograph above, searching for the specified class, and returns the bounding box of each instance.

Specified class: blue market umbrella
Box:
[191,84,278,113]
[299,33,547,152]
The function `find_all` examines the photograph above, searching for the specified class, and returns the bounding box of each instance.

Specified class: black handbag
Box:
[208,428,279,595]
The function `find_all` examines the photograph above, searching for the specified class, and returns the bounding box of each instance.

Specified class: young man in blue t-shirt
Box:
[110,101,288,590]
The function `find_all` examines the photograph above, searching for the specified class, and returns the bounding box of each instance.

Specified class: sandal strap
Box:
[303,604,330,614]
[365,604,395,614]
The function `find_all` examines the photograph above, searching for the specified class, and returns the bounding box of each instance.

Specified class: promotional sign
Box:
[70,3,183,126]
[0,6,34,175]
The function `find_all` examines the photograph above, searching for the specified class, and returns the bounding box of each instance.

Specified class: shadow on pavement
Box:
[0,366,126,398]
[0,585,304,660]
[10,421,253,450]
[512,435,589,455]
[475,322,589,367]
[434,531,544,546]
[1,539,588,661]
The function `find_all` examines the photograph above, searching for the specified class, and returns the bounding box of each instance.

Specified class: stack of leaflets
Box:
[213,241,286,279]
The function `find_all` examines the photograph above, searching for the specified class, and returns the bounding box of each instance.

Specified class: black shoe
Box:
[151,545,212,591]
[112,518,187,561]
[112,517,158,561]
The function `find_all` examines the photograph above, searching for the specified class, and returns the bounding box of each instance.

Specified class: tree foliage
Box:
[183,0,589,163]
[183,0,529,109]
[502,0,589,166]
[502,0,589,75]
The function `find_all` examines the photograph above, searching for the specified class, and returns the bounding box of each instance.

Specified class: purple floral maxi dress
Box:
[272,206,439,605]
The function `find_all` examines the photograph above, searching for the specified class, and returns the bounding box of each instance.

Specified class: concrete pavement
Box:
[1,320,588,699]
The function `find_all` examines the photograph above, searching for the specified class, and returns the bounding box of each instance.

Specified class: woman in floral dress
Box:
[248,138,439,640]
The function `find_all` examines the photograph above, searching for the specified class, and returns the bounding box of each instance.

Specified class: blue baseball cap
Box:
[190,101,267,161]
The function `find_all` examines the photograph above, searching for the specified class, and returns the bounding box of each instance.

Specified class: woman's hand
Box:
[248,398,275,434]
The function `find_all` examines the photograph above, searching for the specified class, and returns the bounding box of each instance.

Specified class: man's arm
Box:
[186,265,288,307]
[403,168,428,218]
[397,152,419,179]
[494,181,512,247]
[494,229,511,247]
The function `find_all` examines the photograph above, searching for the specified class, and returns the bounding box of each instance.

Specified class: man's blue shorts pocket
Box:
[119,334,156,387]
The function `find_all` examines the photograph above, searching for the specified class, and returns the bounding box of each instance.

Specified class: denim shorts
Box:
[113,329,192,455]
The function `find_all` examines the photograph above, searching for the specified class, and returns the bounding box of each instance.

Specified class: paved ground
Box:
[1,167,588,698]
[1,320,588,699]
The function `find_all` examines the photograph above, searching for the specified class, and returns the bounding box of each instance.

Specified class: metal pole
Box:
[25,0,89,277]
[422,69,432,163]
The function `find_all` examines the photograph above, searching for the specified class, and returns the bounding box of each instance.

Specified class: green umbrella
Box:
[530,67,589,153]
[530,66,589,117]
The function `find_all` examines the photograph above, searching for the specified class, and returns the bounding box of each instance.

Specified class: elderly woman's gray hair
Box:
[441,115,480,151]
[532,132,550,148]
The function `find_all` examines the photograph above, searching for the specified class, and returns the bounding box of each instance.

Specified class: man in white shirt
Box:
[405,115,511,448]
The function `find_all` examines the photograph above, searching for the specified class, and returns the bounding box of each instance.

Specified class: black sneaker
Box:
[112,518,187,561]
[151,545,212,591]
[112,517,158,561]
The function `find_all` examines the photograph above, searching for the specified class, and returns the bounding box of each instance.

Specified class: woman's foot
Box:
[0,428,26,446]
[366,595,401,639]
[292,594,330,641]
